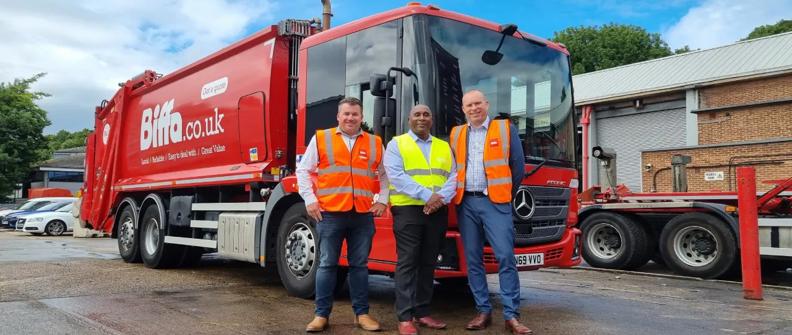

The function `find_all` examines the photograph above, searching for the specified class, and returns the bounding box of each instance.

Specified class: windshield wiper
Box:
[525,156,547,177]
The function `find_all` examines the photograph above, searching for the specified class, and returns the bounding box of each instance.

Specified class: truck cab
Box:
[290,5,581,283]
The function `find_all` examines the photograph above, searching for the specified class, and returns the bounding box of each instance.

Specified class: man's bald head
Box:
[462,89,489,127]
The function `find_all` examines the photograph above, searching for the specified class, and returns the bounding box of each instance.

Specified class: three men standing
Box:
[384,105,456,335]
[449,90,532,334]
[297,91,532,334]
[296,97,388,332]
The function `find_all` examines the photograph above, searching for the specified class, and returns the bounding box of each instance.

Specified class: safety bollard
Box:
[736,166,763,300]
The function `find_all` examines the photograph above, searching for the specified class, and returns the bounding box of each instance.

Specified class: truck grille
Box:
[512,186,569,247]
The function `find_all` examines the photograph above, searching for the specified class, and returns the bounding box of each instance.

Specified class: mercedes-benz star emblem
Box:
[513,188,535,220]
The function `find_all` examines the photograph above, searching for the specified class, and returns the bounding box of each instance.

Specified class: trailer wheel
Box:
[276,204,319,298]
[580,212,651,270]
[659,213,737,279]
[117,206,141,263]
[140,205,182,269]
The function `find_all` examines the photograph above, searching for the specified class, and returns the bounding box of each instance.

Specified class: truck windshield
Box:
[422,16,576,167]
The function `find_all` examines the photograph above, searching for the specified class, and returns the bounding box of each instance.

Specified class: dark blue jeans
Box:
[457,195,521,320]
[314,211,376,318]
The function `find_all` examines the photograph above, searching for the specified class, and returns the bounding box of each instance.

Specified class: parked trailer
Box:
[578,149,792,278]
[80,3,582,298]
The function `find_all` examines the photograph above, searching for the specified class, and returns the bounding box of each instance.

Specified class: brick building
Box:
[574,32,792,192]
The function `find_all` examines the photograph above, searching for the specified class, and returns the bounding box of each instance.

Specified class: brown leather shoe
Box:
[505,318,533,335]
[305,316,328,332]
[414,316,447,329]
[354,314,382,331]
[398,321,419,335]
[465,312,492,330]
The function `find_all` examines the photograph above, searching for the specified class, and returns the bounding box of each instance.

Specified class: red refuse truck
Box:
[80,3,582,297]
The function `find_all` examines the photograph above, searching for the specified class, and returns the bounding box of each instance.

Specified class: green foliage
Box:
[0,74,51,198]
[45,128,91,153]
[674,45,693,54]
[552,23,673,75]
[742,20,792,41]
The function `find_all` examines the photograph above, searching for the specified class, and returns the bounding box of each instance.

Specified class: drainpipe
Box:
[321,0,332,31]
[580,105,592,189]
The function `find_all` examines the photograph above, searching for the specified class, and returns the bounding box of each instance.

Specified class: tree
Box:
[674,45,693,54]
[45,128,91,154]
[742,20,792,41]
[0,74,51,199]
[552,24,673,75]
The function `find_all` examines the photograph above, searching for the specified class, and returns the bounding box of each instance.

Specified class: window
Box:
[426,16,575,165]
[345,21,399,135]
[305,20,400,143]
[48,171,84,183]
[305,38,346,144]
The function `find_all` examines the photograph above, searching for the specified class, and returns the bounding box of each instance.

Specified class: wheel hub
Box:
[144,218,160,255]
[284,223,315,278]
[673,225,718,267]
[693,238,715,255]
[119,217,135,252]
[587,222,623,260]
[50,222,64,235]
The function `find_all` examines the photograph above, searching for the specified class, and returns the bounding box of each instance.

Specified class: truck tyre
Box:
[659,212,737,279]
[45,220,67,236]
[140,205,182,269]
[276,204,319,298]
[117,206,141,263]
[580,212,651,270]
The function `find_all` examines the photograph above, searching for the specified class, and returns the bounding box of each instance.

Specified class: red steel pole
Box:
[736,166,763,300]
[580,105,592,189]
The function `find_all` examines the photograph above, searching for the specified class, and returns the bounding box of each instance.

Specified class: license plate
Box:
[515,253,544,267]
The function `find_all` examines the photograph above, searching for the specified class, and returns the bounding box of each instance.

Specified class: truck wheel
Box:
[276,204,319,299]
[659,213,737,279]
[140,205,182,269]
[580,212,651,270]
[117,206,141,263]
[45,220,67,236]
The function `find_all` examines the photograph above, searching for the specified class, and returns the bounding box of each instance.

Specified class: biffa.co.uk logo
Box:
[140,98,224,151]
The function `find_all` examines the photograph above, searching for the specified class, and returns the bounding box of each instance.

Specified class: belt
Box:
[464,191,487,197]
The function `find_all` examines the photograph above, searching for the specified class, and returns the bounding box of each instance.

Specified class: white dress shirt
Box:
[295,127,389,207]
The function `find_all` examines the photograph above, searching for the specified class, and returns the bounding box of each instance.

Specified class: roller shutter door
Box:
[596,108,686,191]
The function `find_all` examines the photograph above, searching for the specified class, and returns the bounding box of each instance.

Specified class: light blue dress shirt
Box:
[465,116,490,192]
[384,130,457,204]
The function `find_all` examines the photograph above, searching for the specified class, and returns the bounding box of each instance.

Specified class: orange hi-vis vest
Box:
[315,128,383,213]
[449,119,512,204]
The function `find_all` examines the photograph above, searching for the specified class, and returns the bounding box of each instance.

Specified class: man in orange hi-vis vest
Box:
[296,97,389,333]
[449,90,531,335]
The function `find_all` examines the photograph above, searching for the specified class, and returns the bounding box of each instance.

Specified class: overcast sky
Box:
[1,0,790,133]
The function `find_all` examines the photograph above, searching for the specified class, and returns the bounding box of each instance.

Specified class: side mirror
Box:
[369,74,393,97]
[373,97,395,136]
[482,23,518,66]
[482,50,503,65]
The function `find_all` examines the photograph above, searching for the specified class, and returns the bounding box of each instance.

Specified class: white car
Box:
[1,197,76,227]
[19,202,76,236]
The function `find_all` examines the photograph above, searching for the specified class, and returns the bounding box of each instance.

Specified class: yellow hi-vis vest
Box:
[389,134,453,206]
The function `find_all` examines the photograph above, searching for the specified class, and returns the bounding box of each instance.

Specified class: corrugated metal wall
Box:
[595,97,686,191]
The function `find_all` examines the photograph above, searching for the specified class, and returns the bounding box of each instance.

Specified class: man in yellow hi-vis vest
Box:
[384,105,457,335]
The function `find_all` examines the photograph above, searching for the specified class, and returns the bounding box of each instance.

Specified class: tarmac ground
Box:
[1,229,791,335]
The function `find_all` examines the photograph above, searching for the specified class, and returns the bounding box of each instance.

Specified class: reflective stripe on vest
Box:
[389,134,453,206]
[450,119,512,204]
[316,128,382,212]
